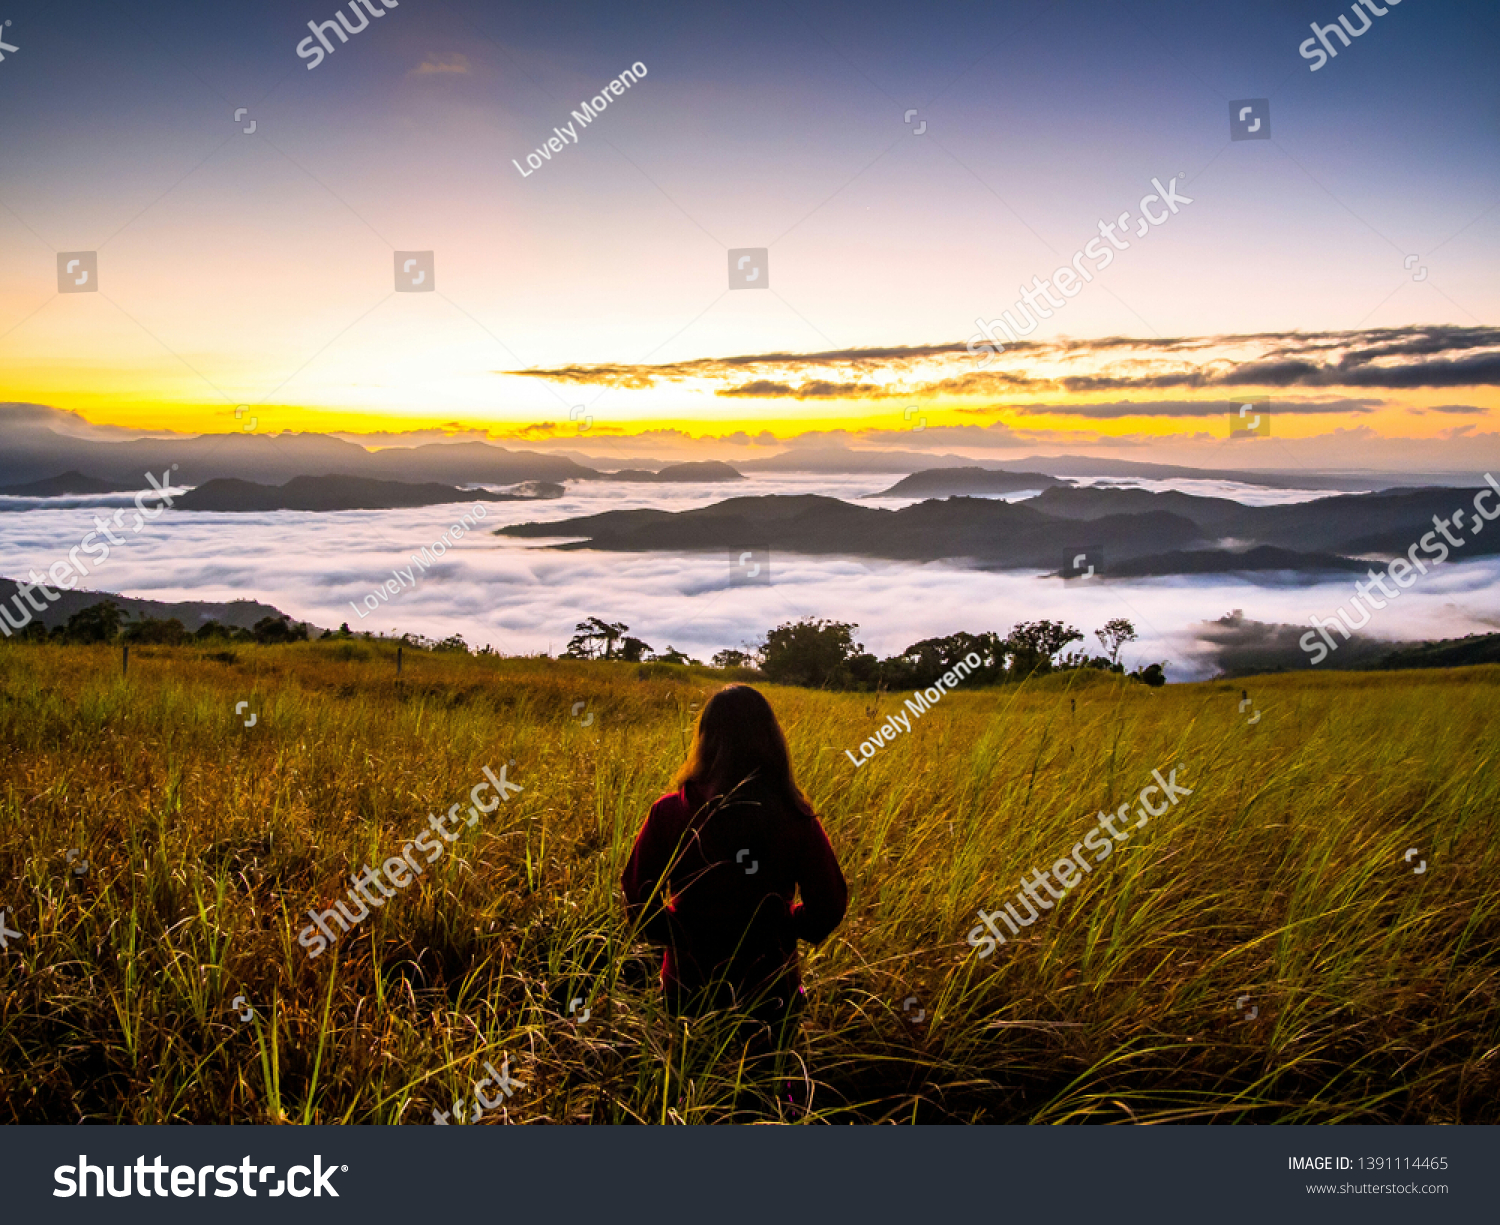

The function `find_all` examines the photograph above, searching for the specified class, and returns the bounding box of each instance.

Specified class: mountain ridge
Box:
[497,485,1500,573]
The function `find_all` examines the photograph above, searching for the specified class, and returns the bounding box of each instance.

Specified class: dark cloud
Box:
[0,402,181,442]
[968,398,1379,419]
[1220,353,1500,389]
[1193,610,1390,676]
[510,341,985,389]
[507,326,1500,399]
[912,371,1060,396]
[718,379,891,399]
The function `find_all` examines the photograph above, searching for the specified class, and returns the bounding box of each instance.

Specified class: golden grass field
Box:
[1,640,1497,1123]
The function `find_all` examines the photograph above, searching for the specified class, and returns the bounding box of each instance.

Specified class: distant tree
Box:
[1132,662,1167,687]
[564,617,630,660]
[647,646,700,666]
[620,636,653,663]
[121,617,188,645]
[712,648,754,669]
[433,634,470,654]
[883,631,1008,689]
[759,618,868,688]
[844,649,883,689]
[1095,618,1138,666]
[1057,648,1117,673]
[17,619,49,643]
[251,615,307,644]
[1007,619,1083,678]
[61,601,124,644]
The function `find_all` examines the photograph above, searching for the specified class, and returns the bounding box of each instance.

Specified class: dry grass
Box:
[1,640,1497,1123]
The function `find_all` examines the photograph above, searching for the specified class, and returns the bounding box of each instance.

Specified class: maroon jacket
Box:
[622,781,847,1009]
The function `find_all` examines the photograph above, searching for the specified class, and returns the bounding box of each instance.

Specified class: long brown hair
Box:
[673,684,813,816]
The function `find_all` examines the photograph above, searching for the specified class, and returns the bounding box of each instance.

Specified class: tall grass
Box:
[0,640,1496,1123]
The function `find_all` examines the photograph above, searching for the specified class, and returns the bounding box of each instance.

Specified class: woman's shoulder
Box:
[649,787,693,818]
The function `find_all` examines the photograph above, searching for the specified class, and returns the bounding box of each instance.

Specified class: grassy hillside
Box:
[1,641,1497,1123]
[1380,633,1500,671]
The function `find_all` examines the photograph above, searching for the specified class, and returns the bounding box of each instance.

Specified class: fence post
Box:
[397,646,402,676]
[122,644,129,675]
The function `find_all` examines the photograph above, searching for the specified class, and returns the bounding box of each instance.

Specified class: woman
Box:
[622,685,847,1036]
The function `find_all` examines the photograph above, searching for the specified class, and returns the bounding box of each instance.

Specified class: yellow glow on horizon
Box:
[13,381,1491,446]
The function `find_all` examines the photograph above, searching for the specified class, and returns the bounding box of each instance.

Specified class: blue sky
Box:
[0,0,1496,464]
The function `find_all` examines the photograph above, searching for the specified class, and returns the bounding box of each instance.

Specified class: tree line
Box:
[566,615,1166,689]
[4,601,313,646]
[8,601,1168,689]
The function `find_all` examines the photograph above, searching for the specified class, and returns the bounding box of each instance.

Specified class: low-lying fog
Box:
[3,474,1497,680]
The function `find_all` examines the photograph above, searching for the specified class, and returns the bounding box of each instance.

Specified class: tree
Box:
[759,618,868,688]
[61,601,124,644]
[564,617,630,660]
[619,636,653,663]
[712,648,754,669]
[121,617,188,645]
[647,645,700,666]
[883,631,1008,689]
[1095,618,1138,666]
[251,615,308,644]
[1132,662,1167,687]
[1007,619,1083,678]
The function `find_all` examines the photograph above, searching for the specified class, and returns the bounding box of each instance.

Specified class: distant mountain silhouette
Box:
[992,456,1418,492]
[734,447,1006,475]
[1378,633,1500,670]
[0,578,292,634]
[0,470,120,497]
[602,461,745,482]
[1022,484,1500,555]
[0,419,597,489]
[499,493,1202,567]
[5,403,1472,492]
[175,474,562,513]
[1101,546,1369,577]
[734,451,1446,491]
[498,485,1500,574]
[870,467,1070,498]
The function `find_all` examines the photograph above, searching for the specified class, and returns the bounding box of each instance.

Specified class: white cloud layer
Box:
[3,475,1497,680]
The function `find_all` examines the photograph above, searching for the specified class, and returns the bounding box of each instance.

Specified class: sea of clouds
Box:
[2,473,1497,680]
